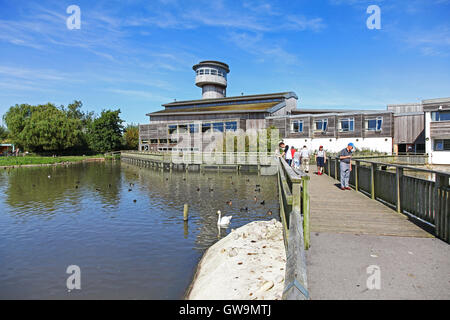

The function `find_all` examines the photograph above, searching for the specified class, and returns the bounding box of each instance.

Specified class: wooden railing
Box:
[120,150,277,166]
[324,157,450,243]
[278,157,310,300]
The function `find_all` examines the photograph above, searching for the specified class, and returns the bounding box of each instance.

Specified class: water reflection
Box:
[0,161,279,299]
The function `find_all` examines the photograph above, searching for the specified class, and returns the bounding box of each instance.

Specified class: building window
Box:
[213,122,224,132]
[225,121,237,131]
[366,117,383,131]
[189,124,199,133]
[168,125,177,134]
[204,69,210,75]
[150,139,158,144]
[431,111,450,121]
[202,123,211,133]
[178,124,188,133]
[340,118,354,132]
[315,119,328,131]
[434,139,450,151]
[210,69,217,76]
[199,69,204,75]
[159,139,168,144]
[291,120,303,133]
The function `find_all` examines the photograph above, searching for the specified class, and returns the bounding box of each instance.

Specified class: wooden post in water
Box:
[183,204,189,221]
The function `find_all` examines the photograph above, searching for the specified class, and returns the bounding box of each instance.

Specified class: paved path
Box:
[305,167,450,299]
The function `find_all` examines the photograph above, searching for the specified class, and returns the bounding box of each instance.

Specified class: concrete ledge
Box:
[186,220,286,300]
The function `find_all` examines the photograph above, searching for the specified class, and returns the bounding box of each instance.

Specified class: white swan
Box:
[217,210,232,227]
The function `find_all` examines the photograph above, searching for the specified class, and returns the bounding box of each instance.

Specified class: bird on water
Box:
[217,210,232,227]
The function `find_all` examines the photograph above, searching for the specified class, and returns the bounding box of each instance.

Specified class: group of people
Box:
[278,141,356,191]
[278,142,327,175]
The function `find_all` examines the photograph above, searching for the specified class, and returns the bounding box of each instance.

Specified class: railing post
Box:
[334,157,338,180]
[396,167,403,214]
[355,160,359,192]
[302,176,310,250]
[291,180,301,215]
[371,163,377,200]
[434,174,449,242]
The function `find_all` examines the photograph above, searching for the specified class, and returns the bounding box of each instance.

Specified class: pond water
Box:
[0,161,279,299]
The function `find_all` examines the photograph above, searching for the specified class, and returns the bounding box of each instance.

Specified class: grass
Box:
[0,154,110,166]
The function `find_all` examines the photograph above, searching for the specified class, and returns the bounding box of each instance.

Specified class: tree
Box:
[3,102,85,153]
[123,124,139,150]
[0,125,8,141]
[88,109,124,153]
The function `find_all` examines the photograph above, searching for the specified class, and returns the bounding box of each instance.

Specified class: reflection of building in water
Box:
[138,61,450,163]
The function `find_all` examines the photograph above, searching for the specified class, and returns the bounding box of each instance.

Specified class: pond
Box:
[0,161,279,299]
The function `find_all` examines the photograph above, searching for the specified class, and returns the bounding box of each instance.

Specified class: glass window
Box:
[434,139,450,151]
[178,124,188,133]
[210,69,217,75]
[204,69,210,75]
[202,123,211,133]
[150,139,158,144]
[367,117,382,131]
[199,69,204,75]
[189,124,199,133]
[315,119,327,131]
[225,121,237,131]
[159,139,168,144]
[213,122,224,132]
[291,120,303,133]
[168,125,177,134]
[432,111,450,121]
[340,118,354,132]
[377,117,383,130]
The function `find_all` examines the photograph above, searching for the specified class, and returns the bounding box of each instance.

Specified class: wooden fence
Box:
[120,150,277,165]
[278,157,310,300]
[324,157,450,243]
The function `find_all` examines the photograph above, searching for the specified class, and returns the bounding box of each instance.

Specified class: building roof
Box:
[422,97,450,105]
[192,61,230,73]
[149,101,281,116]
[161,92,297,108]
[146,92,298,117]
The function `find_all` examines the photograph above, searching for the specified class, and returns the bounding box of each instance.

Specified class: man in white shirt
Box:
[300,145,310,173]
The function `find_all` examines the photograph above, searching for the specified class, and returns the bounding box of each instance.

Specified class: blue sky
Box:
[0,0,449,125]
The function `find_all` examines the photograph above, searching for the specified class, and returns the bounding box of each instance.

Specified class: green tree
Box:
[3,103,85,153]
[88,109,124,153]
[0,125,8,142]
[123,124,139,150]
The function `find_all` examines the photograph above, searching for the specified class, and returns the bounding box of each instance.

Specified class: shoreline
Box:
[0,157,107,169]
[186,219,286,300]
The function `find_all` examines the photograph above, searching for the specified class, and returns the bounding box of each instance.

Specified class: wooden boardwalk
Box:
[309,167,433,238]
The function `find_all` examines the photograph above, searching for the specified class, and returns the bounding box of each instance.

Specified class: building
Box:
[139,61,298,152]
[139,60,450,160]
[387,103,425,154]
[423,97,450,165]
[266,110,394,153]
[0,143,15,155]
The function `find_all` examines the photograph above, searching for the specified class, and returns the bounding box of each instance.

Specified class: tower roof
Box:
[192,61,230,73]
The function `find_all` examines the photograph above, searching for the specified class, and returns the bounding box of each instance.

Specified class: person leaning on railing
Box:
[339,143,355,190]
